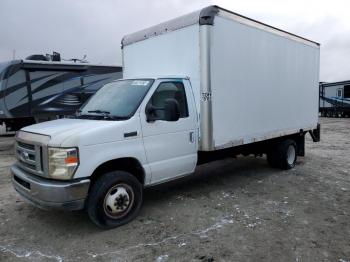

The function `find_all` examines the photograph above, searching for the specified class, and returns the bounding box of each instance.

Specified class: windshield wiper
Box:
[77,110,129,121]
[87,110,111,115]
[86,110,129,120]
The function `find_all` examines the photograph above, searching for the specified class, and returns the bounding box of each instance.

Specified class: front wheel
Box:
[87,171,143,229]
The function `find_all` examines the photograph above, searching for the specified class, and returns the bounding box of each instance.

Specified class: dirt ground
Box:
[0,118,349,262]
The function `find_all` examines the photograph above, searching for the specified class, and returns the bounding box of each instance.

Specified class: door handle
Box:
[189,131,195,143]
[124,131,137,138]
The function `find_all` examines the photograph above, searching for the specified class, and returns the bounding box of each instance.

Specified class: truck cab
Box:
[12,77,199,228]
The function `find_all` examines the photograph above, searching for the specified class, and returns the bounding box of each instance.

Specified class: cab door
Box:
[140,79,198,184]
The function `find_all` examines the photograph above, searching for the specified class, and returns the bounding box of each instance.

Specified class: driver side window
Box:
[148,81,189,120]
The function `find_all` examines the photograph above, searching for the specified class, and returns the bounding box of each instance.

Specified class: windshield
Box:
[79,79,154,120]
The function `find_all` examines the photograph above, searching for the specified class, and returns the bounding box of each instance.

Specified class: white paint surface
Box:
[210,15,320,148]
[123,12,320,150]
[123,24,201,111]
[138,79,198,184]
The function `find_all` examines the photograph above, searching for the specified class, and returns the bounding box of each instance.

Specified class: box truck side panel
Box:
[210,15,320,149]
[123,24,201,111]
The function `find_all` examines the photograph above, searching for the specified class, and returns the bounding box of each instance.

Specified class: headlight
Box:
[48,147,79,180]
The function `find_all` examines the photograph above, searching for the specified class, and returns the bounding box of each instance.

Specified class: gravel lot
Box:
[0,118,349,262]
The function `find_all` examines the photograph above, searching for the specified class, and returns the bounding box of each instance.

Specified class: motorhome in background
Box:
[0,53,122,132]
[319,80,350,117]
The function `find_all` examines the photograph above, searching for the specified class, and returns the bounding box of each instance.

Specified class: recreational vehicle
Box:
[0,57,122,131]
[319,81,350,117]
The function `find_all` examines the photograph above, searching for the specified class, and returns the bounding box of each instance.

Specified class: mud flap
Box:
[296,135,305,157]
[309,123,321,142]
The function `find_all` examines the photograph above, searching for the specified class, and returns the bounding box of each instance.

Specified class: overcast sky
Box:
[1,0,349,82]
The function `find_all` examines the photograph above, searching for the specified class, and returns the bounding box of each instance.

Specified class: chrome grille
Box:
[15,140,44,176]
[17,141,35,151]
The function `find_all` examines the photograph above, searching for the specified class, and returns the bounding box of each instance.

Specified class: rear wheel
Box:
[267,139,297,170]
[284,142,297,169]
[87,171,143,229]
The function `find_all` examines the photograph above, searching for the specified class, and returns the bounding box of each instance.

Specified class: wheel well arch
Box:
[90,157,145,186]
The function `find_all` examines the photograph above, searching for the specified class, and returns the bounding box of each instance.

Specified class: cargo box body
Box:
[122,6,320,151]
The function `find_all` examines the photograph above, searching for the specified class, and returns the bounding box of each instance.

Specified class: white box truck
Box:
[11,6,320,228]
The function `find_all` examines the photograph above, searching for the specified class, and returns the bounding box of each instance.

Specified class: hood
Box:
[22,118,102,137]
[21,117,141,147]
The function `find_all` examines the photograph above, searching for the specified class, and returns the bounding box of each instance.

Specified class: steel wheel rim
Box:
[286,145,296,165]
[103,183,134,219]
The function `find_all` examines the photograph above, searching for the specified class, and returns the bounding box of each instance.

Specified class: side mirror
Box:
[145,98,180,122]
[164,98,180,122]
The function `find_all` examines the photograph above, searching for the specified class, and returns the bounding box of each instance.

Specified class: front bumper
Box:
[11,164,90,211]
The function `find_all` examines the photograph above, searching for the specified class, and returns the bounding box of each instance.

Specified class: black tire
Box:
[87,171,143,229]
[267,139,297,170]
